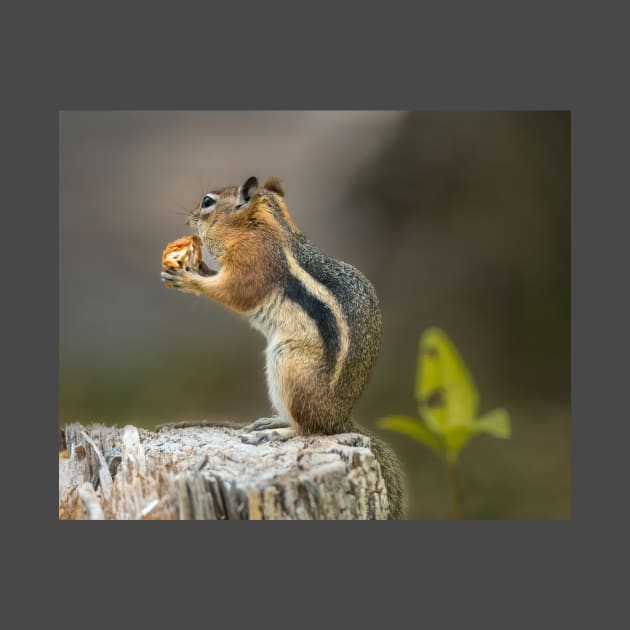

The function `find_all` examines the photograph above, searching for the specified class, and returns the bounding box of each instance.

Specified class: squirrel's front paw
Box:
[160,266,200,294]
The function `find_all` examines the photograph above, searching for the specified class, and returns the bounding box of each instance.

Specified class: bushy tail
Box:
[353,423,407,520]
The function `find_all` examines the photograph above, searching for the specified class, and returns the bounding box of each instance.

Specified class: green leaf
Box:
[415,328,479,432]
[473,408,511,439]
[442,427,477,458]
[441,409,511,459]
[377,415,444,455]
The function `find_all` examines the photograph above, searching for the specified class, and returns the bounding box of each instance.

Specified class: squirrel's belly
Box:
[264,339,295,426]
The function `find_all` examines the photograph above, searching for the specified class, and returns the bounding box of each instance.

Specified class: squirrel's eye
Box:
[201,195,216,210]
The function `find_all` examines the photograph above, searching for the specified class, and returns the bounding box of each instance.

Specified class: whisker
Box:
[162,193,193,213]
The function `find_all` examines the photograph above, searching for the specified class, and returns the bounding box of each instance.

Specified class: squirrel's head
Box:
[187,176,301,262]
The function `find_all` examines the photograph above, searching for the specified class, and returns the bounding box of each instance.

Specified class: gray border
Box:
[7,3,626,622]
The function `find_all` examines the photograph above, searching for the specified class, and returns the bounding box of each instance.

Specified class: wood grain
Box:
[59,423,390,520]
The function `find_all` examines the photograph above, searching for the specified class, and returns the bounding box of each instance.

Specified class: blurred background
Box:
[59,111,570,519]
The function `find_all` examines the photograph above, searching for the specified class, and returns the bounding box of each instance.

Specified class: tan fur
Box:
[180,188,289,312]
[163,176,406,518]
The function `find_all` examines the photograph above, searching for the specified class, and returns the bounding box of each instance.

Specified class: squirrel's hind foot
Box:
[242,416,291,433]
[240,426,294,445]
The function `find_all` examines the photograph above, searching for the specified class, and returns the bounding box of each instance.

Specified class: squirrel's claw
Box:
[161,266,204,295]
[161,267,183,287]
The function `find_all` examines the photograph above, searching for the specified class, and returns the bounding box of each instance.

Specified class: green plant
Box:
[378,327,511,519]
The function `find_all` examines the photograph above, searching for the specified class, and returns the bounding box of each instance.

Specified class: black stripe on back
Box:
[292,240,355,324]
[285,274,340,368]
[264,193,294,234]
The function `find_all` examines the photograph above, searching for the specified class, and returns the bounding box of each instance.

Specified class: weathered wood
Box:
[58,423,390,520]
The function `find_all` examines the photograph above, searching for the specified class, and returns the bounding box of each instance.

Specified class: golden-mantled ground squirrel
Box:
[160,176,405,519]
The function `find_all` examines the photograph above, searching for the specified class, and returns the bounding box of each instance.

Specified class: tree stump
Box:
[58,423,391,520]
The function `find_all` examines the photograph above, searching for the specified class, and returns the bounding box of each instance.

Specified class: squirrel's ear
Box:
[263,176,285,198]
[237,176,259,207]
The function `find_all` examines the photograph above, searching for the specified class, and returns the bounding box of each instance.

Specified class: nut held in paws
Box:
[162,235,203,288]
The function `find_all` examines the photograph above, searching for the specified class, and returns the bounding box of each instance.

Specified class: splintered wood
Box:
[58,423,390,520]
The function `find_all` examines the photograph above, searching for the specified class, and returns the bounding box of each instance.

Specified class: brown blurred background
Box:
[59,111,570,519]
